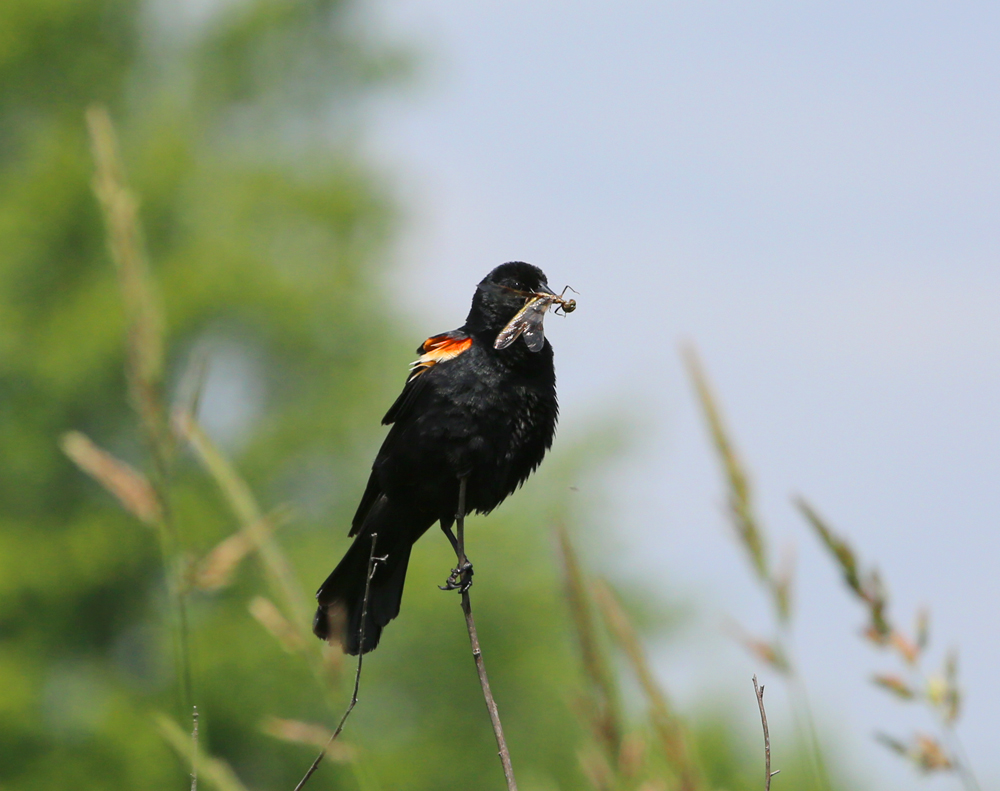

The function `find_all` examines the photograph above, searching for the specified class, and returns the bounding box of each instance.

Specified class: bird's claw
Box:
[438,560,473,592]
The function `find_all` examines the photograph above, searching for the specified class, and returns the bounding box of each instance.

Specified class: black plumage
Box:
[314,262,560,654]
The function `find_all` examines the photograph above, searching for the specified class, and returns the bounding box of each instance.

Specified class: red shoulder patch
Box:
[419,334,472,356]
[409,334,472,381]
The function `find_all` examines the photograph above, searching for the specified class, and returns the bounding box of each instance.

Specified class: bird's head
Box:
[466,261,555,342]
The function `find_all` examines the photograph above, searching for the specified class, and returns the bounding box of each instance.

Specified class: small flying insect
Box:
[494,285,577,352]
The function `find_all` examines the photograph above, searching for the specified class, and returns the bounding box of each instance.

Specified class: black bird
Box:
[314,262,561,654]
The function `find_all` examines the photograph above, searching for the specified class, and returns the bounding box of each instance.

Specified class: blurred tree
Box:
[1,0,401,786]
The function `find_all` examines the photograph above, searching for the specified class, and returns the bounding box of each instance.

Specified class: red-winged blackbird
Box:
[314,262,561,654]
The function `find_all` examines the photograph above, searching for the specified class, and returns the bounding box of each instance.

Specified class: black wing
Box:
[382,330,471,426]
[349,330,473,534]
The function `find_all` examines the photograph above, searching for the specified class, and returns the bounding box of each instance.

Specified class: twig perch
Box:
[293,533,379,791]
[753,675,778,791]
[453,477,519,791]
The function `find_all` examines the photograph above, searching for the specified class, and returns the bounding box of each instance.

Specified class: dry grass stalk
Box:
[725,622,790,674]
[683,348,769,586]
[192,530,257,592]
[940,651,961,724]
[192,510,288,592]
[86,105,192,711]
[796,499,890,638]
[174,410,309,629]
[911,734,953,771]
[83,108,357,782]
[555,522,624,764]
[577,746,616,791]
[157,714,248,791]
[798,498,925,662]
[60,431,162,524]
[871,674,915,700]
[685,351,836,790]
[592,579,703,791]
[877,732,953,772]
[249,596,307,654]
[86,106,168,457]
[173,409,346,706]
[684,347,796,632]
[797,498,979,788]
[618,732,648,780]
[172,411,262,529]
[261,718,354,760]
[889,631,920,666]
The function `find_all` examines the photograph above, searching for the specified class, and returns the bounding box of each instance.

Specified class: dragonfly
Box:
[494,286,577,352]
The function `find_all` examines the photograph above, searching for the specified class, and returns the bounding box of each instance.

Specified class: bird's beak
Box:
[536,282,557,298]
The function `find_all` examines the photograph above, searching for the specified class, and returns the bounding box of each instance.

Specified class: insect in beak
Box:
[494,285,578,352]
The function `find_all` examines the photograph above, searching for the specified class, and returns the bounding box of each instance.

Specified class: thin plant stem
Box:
[191,706,199,791]
[943,726,982,791]
[788,674,831,791]
[156,469,193,713]
[753,676,778,791]
[453,476,518,791]
[773,627,829,791]
[176,412,309,627]
[293,532,379,791]
[158,714,248,791]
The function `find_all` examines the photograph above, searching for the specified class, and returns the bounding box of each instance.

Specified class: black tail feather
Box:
[314,495,432,654]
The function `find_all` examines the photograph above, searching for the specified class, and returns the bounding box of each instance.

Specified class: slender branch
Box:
[157,714,248,791]
[453,477,518,791]
[293,533,379,791]
[753,676,778,791]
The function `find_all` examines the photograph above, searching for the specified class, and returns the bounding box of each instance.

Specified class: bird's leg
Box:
[441,523,460,554]
[438,522,464,589]
[440,476,473,591]
[454,475,474,590]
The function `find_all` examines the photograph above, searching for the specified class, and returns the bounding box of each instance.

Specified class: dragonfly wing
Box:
[494,296,551,352]
[494,298,536,349]
[522,323,546,351]
[494,320,526,350]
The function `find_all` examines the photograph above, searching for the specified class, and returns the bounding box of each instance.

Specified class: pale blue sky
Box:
[368,2,1000,788]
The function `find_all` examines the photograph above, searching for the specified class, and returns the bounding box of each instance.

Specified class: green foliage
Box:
[0,0,409,786]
